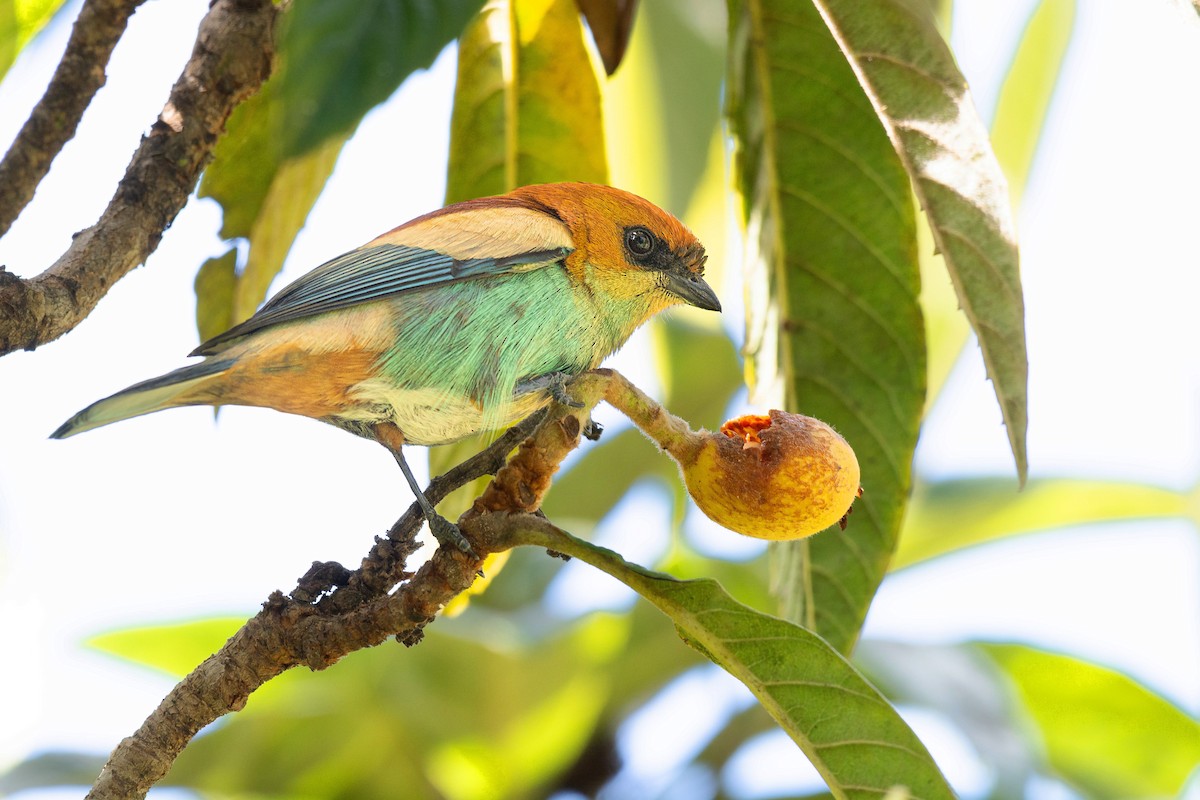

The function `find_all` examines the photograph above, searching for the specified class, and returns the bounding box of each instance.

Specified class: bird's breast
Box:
[342,380,551,446]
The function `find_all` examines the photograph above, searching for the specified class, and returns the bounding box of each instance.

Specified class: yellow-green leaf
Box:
[895,477,1193,570]
[433,0,609,542]
[0,0,65,80]
[161,618,619,799]
[982,643,1200,799]
[232,132,347,323]
[87,617,245,678]
[198,0,481,340]
[194,248,238,346]
[445,0,607,205]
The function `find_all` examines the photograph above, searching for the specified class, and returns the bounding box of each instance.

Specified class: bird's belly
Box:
[344,381,550,446]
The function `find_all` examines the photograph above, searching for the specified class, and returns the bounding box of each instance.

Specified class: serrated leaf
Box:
[810,0,1029,482]
[981,643,1200,799]
[895,477,1193,570]
[536,527,956,799]
[727,0,925,654]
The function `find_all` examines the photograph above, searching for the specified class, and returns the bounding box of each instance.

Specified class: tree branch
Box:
[84,403,585,800]
[0,0,147,238]
[0,0,278,357]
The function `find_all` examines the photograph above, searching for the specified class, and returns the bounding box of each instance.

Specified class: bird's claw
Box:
[428,515,477,558]
[548,375,584,408]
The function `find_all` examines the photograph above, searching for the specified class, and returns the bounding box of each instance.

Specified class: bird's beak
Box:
[666,271,722,312]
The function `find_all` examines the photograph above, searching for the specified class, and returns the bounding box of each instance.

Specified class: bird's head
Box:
[509,183,721,316]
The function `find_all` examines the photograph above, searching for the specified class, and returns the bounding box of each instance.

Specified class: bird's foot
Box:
[427,514,476,558]
[518,371,584,408]
[547,372,584,408]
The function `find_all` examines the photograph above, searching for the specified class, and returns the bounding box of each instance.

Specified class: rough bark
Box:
[0,0,277,356]
[0,0,147,238]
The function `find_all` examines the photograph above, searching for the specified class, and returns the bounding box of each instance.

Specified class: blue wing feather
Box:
[192,242,571,356]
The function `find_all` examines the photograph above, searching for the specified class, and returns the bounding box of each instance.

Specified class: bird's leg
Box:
[389,446,474,555]
[372,422,474,555]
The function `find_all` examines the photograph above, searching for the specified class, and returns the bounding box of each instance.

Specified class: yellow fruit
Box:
[672,411,861,540]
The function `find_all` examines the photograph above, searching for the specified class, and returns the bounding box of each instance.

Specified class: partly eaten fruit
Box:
[668,411,861,540]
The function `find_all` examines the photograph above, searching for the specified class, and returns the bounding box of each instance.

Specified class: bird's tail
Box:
[50,358,235,439]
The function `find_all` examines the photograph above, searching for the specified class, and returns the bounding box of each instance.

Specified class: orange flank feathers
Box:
[185,345,379,420]
[184,304,393,418]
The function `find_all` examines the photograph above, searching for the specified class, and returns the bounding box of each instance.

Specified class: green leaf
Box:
[810,0,1029,483]
[727,0,925,654]
[159,618,620,800]
[87,617,245,677]
[991,0,1076,205]
[197,0,482,338]
[527,526,956,799]
[981,643,1200,799]
[895,477,1193,570]
[924,0,1075,406]
[231,131,348,323]
[0,0,65,80]
[194,248,238,346]
[198,127,347,336]
[445,0,607,204]
[277,0,485,160]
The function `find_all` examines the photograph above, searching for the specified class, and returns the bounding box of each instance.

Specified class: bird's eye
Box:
[624,226,655,258]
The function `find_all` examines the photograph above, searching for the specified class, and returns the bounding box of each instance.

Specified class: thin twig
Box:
[0,0,277,356]
[0,0,147,237]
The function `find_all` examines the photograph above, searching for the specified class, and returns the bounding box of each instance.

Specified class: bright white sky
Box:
[1,1,1199,798]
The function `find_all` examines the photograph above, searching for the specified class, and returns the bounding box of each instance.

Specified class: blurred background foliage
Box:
[3,0,1199,797]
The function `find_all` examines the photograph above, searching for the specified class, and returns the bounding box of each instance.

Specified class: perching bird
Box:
[52,182,721,551]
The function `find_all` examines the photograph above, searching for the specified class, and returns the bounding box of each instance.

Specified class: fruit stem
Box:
[577,368,703,463]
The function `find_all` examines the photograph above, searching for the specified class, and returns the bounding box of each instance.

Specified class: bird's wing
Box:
[192,203,573,356]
